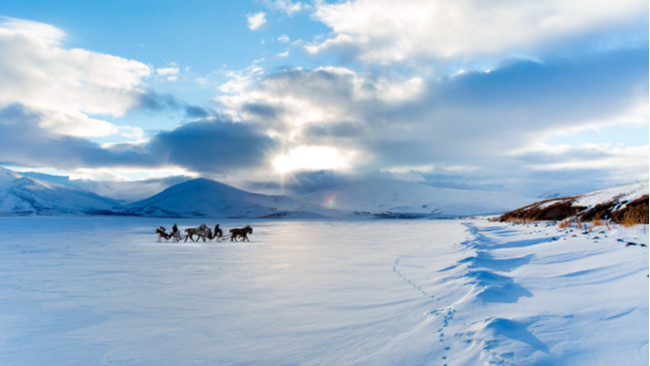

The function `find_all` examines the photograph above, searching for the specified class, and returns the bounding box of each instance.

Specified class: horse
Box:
[211,224,223,240]
[170,230,182,242]
[230,225,253,242]
[185,224,211,242]
[156,226,170,242]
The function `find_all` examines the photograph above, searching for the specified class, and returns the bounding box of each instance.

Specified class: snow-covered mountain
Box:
[500,182,649,224]
[300,179,535,218]
[0,167,120,216]
[22,171,188,203]
[123,178,325,218]
[4,166,644,220]
[122,177,536,219]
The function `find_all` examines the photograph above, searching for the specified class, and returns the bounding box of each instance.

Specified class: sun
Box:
[272,145,354,174]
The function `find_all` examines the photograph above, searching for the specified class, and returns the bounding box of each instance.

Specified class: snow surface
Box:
[0,217,647,365]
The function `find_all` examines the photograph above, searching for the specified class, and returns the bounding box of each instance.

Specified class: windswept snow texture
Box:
[0,218,647,365]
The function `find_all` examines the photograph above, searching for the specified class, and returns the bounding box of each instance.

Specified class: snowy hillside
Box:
[0,167,120,216]
[124,178,536,219]
[500,182,649,224]
[3,166,645,220]
[124,178,321,218]
[22,171,189,203]
[301,179,535,218]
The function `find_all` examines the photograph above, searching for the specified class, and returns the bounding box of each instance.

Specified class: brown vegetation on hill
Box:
[612,195,649,226]
[499,197,584,222]
[499,194,649,225]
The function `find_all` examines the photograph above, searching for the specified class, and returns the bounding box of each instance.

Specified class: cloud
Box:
[219,65,265,94]
[247,12,267,30]
[136,90,214,120]
[0,104,155,169]
[307,0,648,65]
[215,45,648,195]
[146,119,279,173]
[0,17,152,140]
[156,66,180,82]
[262,0,306,16]
[0,103,278,180]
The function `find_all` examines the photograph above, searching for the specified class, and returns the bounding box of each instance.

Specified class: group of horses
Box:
[156,224,253,243]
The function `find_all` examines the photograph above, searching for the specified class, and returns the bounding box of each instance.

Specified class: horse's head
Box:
[245,225,253,234]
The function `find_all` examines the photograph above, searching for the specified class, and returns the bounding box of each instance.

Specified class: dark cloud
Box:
[243,102,279,119]
[0,104,276,176]
[136,90,215,120]
[0,104,156,169]
[147,119,279,173]
[184,105,212,119]
[136,91,181,112]
[352,47,649,170]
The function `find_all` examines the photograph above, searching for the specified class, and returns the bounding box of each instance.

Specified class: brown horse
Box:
[230,225,253,242]
[156,226,170,242]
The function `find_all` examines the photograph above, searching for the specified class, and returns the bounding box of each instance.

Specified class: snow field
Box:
[0,217,647,365]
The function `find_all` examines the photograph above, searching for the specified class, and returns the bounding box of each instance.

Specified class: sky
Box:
[0,0,647,197]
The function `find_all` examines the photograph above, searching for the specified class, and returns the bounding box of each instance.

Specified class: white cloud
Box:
[247,12,267,30]
[156,66,180,82]
[263,0,305,16]
[277,34,290,43]
[0,17,151,139]
[218,65,265,94]
[0,16,65,46]
[308,0,648,65]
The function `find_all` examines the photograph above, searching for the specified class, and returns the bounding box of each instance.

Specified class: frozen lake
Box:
[0,217,647,365]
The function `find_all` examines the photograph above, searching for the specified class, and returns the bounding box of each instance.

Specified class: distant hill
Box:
[6,166,643,220]
[123,178,313,218]
[300,179,535,218]
[0,167,121,216]
[21,171,189,203]
[499,182,649,224]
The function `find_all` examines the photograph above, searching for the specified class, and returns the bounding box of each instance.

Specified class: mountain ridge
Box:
[1,166,644,220]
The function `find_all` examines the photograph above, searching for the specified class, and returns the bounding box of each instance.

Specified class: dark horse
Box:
[212,224,223,240]
[230,225,253,242]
